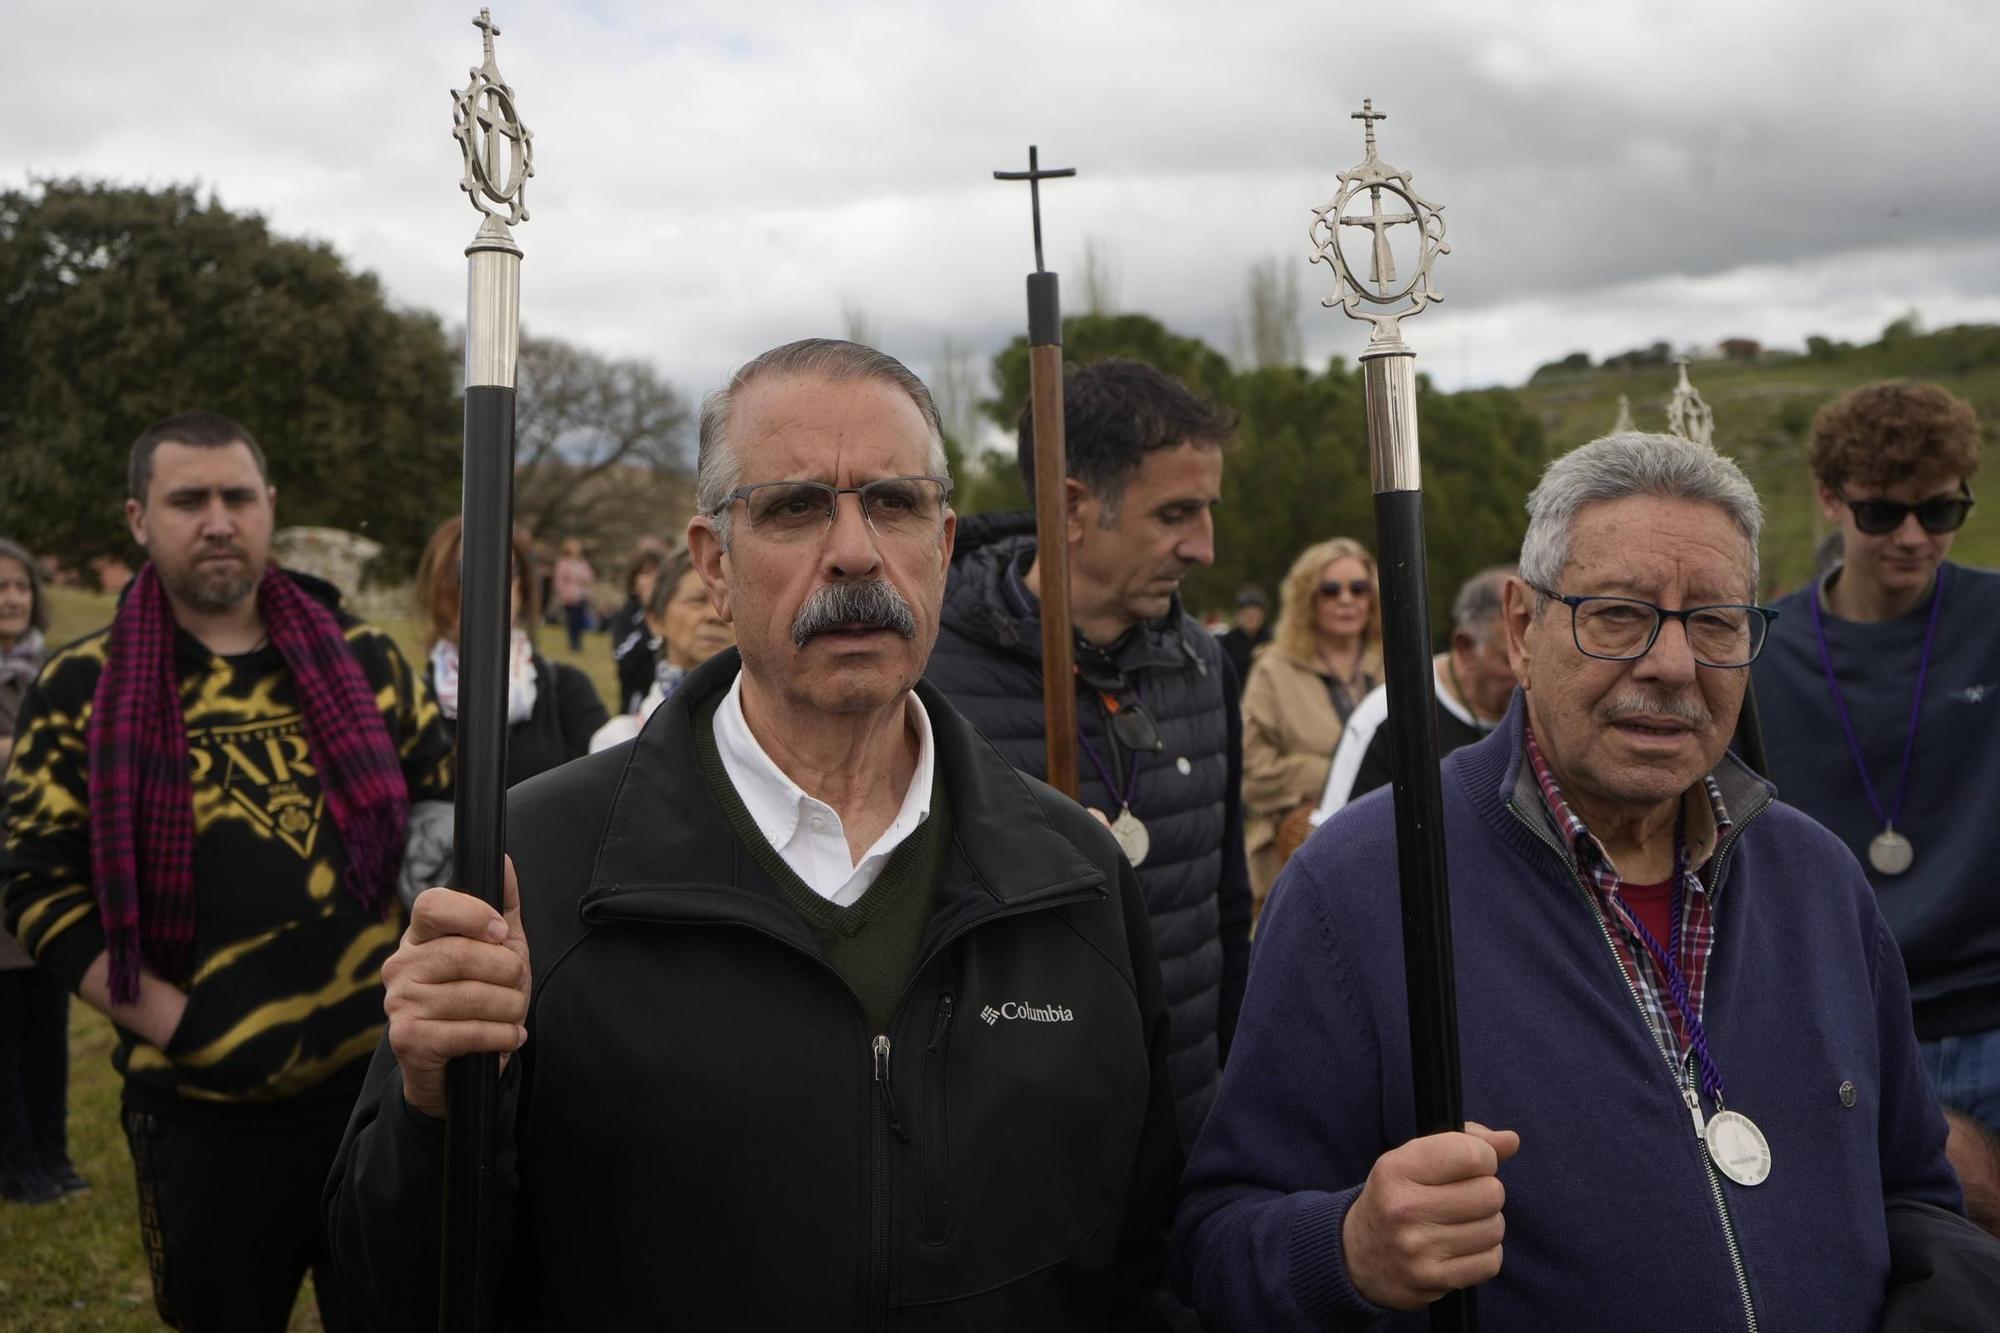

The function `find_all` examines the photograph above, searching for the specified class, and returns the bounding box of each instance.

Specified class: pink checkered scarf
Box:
[87,564,408,1005]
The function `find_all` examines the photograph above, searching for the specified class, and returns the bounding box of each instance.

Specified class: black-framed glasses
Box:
[1529,582,1779,669]
[1838,486,1974,536]
[1317,579,1372,600]
[704,475,953,541]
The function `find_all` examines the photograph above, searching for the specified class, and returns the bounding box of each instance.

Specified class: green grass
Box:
[0,586,621,1328]
[1513,326,2000,593]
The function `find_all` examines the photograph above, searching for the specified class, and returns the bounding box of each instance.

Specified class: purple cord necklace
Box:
[1616,827,1773,1186]
[1809,566,1947,876]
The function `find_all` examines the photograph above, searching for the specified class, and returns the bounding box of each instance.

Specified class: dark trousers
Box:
[563,600,590,652]
[121,1096,359,1332]
[0,966,70,1178]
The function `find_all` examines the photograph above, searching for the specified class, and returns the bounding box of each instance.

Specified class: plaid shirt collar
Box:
[1522,715,1733,1063]
[1521,717,1732,881]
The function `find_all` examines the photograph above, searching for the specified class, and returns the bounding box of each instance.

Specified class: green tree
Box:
[0,180,460,578]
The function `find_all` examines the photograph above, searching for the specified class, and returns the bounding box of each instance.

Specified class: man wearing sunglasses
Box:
[327,341,1182,1327]
[1753,381,2000,1143]
[1177,432,1966,1328]
[928,358,1253,1152]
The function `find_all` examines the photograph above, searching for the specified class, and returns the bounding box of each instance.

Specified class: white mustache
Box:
[1601,691,1711,728]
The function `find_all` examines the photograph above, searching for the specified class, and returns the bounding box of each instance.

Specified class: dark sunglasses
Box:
[1074,660,1165,754]
[1318,579,1372,600]
[1840,487,1974,536]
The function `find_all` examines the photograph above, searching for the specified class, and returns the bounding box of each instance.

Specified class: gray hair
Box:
[1519,432,1762,599]
[695,338,950,547]
[1451,564,1515,642]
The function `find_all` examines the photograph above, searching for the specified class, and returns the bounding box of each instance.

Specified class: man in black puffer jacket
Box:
[927,359,1251,1144]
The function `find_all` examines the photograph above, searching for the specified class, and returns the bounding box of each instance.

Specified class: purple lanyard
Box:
[1808,567,1946,834]
[1076,684,1142,809]
[1612,830,1727,1106]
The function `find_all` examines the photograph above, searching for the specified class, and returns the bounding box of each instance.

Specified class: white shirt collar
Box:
[712,672,935,907]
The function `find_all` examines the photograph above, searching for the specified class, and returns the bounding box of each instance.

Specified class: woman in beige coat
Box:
[1240,537,1382,914]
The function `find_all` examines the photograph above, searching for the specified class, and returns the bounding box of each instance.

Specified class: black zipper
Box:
[919,992,956,1243]
[1507,795,1765,1332]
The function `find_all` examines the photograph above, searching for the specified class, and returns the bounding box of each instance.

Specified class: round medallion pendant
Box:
[1110,809,1150,867]
[1869,828,1914,876]
[1704,1110,1772,1187]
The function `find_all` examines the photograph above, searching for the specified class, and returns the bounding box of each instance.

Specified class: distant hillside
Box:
[1512,323,2000,594]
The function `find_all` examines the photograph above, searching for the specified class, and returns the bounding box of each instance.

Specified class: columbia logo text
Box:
[979,1001,1074,1026]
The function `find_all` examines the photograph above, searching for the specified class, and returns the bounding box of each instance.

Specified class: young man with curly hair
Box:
[1753,380,2000,1137]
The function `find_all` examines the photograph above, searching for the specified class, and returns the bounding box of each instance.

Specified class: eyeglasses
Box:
[1318,579,1372,600]
[705,476,952,541]
[1528,582,1778,669]
[1838,487,1974,536]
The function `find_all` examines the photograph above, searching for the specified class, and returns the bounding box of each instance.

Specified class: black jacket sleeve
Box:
[1110,851,1187,1331]
[1213,650,1252,1066]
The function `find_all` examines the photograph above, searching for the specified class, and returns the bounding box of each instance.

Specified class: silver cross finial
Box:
[474,8,501,61]
[451,8,534,228]
[1352,99,1387,159]
[1309,98,1450,345]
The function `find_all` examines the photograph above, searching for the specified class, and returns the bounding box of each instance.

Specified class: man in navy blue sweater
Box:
[1174,432,1963,1330]
[1752,382,2000,1142]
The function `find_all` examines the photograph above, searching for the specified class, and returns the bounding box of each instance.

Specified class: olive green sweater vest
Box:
[694,693,948,1035]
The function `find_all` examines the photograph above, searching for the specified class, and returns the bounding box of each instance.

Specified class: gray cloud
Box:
[5,0,1995,402]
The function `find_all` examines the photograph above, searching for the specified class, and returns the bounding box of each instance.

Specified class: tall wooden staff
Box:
[1310,101,1473,1332]
[994,147,1080,798]
[443,10,534,1329]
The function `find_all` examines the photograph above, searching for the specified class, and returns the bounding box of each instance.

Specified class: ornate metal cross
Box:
[993,145,1077,273]
[473,7,500,56]
[1309,97,1449,346]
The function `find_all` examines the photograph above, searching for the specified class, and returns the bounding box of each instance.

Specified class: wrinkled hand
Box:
[1342,1122,1520,1311]
[382,856,531,1119]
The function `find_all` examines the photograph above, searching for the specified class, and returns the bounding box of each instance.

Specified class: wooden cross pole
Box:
[994,146,1080,798]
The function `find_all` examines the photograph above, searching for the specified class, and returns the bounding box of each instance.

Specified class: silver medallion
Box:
[1869,828,1914,876]
[1703,1109,1772,1187]
[1110,807,1151,867]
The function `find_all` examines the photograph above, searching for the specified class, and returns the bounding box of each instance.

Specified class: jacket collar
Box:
[1457,687,1774,880]
[579,649,1107,936]
[945,517,1207,678]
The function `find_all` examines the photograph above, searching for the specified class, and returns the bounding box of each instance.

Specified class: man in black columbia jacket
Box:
[324,339,1180,1329]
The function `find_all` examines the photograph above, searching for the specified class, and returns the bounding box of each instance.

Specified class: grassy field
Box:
[0,585,618,1330]
[1513,325,2000,594]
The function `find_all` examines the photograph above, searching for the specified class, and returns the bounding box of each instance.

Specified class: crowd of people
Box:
[1,350,1997,1328]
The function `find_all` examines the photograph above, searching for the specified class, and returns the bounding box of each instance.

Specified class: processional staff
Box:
[1663,359,1770,776]
[1309,101,1475,1333]
[443,9,534,1330]
[994,146,1081,799]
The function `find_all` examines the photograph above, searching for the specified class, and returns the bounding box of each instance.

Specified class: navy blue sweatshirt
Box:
[1754,563,2000,1039]
[1172,695,1959,1331]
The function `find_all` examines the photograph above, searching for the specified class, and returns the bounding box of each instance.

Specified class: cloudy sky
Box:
[8,0,1998,417]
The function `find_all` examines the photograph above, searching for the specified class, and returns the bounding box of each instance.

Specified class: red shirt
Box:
[1619,877,1677,957]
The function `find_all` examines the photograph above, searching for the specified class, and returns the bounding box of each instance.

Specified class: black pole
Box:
[441,9,533,1322]
[440,382,515,1333]
[1362,350,1473,1333]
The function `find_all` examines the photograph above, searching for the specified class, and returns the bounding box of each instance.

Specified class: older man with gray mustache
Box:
[326,339,1182,1328]
[1175,432,1980,1331]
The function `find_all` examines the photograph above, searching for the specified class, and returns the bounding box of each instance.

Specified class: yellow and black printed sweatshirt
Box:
[0,578,452,1112]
